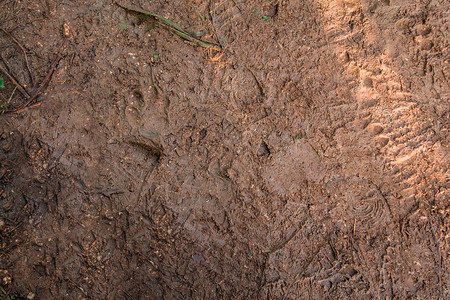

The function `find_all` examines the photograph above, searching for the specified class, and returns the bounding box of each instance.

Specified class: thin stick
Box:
[22,55,62,107]
[231,0,242,13]
[116,2,222,51]
[148,62,160,98]
[207,1,225,49]
[246,67,265,97]
[6,55,63,114]
[0,27,34,84]
[6,86,17,104]
[11,101,42,113]
[0,63,30,98]
[65,277,88,296]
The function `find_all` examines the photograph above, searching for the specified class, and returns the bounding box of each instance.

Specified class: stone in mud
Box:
[363,76,374,88]
[375,135,390,147]
[367,123,384,135]
[416,24,431,36]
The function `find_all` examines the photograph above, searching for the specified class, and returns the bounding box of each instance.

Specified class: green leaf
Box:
[295,134,300,140]
[121,24,127,29]
[252,9,269,21]
[264,249,272,253]
[153,54,159,59]
[117,4,221,50]
[0,78,4,88]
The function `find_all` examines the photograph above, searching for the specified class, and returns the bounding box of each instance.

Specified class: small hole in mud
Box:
[132,89,144,100]
[199,128,207,140]
[257,141,270,156]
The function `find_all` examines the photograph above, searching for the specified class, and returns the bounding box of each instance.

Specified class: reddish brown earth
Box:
[0,0,449,299]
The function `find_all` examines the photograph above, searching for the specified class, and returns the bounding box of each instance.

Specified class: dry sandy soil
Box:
[0,0,449,299]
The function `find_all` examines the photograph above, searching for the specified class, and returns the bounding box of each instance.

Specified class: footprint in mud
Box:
[328,176,392,233]
[356,70,379,109]
[350,188,387,225]
[355,69,393,151]
[124,61,165,130]
[124,88,167,153]
[318,265,359,292]
[125,88,145,127]
[262,139,326,196]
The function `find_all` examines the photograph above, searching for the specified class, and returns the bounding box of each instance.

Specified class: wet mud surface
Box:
[0,0,449,299]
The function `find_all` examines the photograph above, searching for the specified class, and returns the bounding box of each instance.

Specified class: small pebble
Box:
[417,24,431,36]
[367,123,384,135]
[27,292,36,300]
[420,39,433,50]
[363,76,373,88]
[375,135,390,147]
[63,23,71,37]
[3,276,11,285]
[359,98,378,109]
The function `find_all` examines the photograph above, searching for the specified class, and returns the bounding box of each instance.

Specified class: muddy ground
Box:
[0,0,449,299]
